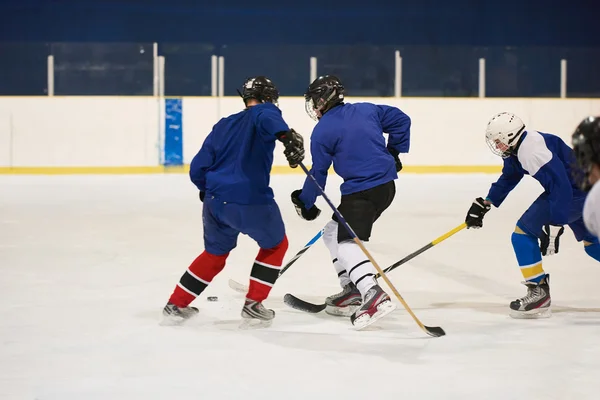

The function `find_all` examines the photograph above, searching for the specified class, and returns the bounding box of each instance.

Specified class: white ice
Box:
[1,173,600,400]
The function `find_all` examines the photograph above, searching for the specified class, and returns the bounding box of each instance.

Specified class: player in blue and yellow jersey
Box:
[162,76,305,328]
[290,75,411,329]
[465,112,600,319]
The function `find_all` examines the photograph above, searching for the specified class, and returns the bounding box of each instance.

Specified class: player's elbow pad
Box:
[275,130,292,143]
[275,129,304,149]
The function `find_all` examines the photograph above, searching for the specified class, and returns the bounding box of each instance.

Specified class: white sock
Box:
[337,241,377,297]
[323,220,351,287]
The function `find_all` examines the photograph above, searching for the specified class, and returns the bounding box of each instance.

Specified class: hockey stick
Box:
[379,222,467,276]
[297,162,445,337]
[284,222,467,313]
[228,229,324,293]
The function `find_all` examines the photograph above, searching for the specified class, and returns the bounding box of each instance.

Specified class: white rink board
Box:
[0,97,161,167]
[0,96,598,169]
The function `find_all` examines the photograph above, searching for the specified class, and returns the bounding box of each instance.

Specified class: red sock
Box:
[168,251,228,307]
[247,235,289,302]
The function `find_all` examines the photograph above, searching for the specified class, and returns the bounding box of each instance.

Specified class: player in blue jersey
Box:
[162,76,305,327]
[572,116,600,239]
[290,75,411,329]
[465,112,600,319]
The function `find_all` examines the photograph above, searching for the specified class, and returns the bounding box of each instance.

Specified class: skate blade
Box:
[239,317,273,330]
[509,307,552,319]
[352,301,397,331]
[325,304,360,317]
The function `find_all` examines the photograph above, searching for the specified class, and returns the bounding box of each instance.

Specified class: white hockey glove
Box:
[540,224,565,256]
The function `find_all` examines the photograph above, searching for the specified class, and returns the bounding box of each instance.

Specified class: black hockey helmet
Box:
[304,75,345,121]
[238,76,279,107]
[572,116,600,190]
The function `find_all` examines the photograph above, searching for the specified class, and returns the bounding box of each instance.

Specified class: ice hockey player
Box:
[161,76,305,328]
[571,116,600,239]
[465,112,600,319]
[290,75,411,329]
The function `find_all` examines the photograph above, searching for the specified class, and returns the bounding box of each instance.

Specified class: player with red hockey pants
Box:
[162,76,305,328]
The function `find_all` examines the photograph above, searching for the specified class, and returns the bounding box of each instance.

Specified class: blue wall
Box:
[1,0,597,46]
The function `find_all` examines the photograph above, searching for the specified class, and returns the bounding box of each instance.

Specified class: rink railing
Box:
[43,45,575,100]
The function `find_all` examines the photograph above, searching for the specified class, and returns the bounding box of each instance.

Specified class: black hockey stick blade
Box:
[283,293,326,313]
[424,325,446,337]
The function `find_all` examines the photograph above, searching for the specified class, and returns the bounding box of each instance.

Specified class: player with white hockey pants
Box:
[465,112,600,319]
[321,220,362,317]
[292,184,398,329]
[291,75,411,329]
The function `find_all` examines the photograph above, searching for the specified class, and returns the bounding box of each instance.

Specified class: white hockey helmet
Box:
[485,112,526,158]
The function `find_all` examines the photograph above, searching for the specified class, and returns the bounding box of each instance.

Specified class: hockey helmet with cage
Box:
[571,116,600,191]
[485,112,526,158]
[238,76,280,107]
[304,75,345,121]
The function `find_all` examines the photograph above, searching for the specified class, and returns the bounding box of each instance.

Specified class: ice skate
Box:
[240,299,275,329]
[325,282,362,317]
[350,285,396,330]
[509,274,551,319]
[161,302,199,325]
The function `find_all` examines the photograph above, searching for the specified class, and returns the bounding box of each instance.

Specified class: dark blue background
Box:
[1,0,598,97]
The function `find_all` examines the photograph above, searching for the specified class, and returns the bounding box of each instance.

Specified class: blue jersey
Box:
[189,103,289,205]
[298,102,411,208]
[486,130,585,225]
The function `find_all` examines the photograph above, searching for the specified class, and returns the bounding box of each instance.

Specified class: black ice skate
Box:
[240,299,275,329]
[350,284,396,330]
[161,302,199,325]
[509,274,551,319]
[325,282,362,317]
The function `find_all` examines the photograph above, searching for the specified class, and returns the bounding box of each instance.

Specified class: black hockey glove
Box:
[291,190,321,221]
[387,147,403,172]
[540,224,565,256]
[199,191,205,203]
[465,197,491,229]
[276,129,305,168]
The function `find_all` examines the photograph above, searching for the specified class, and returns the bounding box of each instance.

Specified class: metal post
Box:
[394,50,402,98]
[156,53,165,165]
[560,59,567,99]
[158,56,165,97]
[211,55,218,97]
[153,42,159,97]
[218,56,225,97]
[47,55,54,96]
[310,57,317,83]
[478,58,486,98]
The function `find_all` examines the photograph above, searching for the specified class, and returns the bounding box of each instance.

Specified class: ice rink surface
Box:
[2,173,600,399]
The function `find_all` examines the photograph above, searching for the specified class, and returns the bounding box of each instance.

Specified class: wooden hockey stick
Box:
[228,229,324,293]
[284,222,467,313]
[298,162,445,337]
